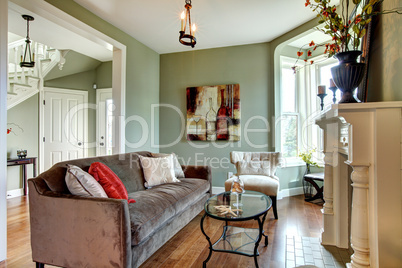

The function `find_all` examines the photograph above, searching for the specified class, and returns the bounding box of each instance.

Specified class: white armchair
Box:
[225,151,282,219]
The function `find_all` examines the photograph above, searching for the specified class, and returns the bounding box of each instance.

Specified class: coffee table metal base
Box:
[200,212,268,267]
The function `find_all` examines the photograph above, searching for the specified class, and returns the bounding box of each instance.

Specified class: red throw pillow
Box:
[88,162,135,204]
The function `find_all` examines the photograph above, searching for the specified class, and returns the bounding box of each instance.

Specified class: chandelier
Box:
[179,0,196,48]
[20,15,35,68]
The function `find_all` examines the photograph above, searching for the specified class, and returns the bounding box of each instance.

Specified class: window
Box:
[280,114,298,158]
[317,61,340,107]
[278,54,338,166]
[279,57,299,160]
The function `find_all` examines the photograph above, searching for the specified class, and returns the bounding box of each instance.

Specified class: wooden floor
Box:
[0,195,323,268]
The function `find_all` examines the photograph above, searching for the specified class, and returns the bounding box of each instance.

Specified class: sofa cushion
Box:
[44,152,152,194]
[139,155,180,188]
[89,162,136,204]
[151,152,185,178]
[65,164,108,198]
[127,178,210,245]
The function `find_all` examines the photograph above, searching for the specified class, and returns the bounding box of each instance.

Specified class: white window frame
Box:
[278,54,338,167]
[308,56,337,166]
[278,56,304,167]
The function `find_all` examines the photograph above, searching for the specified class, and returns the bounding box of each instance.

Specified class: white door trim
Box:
[40,87,88,172]
[10,0,127,160]
[96,88,112,156]
[0,0,8,262]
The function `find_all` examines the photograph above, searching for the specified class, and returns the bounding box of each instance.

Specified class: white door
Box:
[96,88,113,156]
[42,88,88,171]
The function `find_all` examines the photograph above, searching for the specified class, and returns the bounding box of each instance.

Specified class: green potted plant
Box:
[299,149,318,174]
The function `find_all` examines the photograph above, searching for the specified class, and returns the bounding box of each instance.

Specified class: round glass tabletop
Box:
[204,191,272,221]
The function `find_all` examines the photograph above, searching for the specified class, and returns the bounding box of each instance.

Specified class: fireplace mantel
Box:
[316,102,402,268]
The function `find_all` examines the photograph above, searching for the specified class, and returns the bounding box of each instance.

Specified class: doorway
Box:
[8,0,127,173]
[96,88,113,156]
[42,87,88,171]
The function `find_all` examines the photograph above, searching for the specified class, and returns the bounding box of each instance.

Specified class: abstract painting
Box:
[186,84,240,141]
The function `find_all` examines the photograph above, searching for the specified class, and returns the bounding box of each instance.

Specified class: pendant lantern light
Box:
[179,0,197,48]
[20,15,35,68]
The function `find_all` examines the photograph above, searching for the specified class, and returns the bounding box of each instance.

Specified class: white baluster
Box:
[19,45,24,83]
[20,44,26,84]
[44,45,49,59]
[29,41,35,77]
[13,47,18,83]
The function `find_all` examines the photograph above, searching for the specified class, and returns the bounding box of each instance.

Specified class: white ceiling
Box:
[287,29,332,49]
[73,0,323,54]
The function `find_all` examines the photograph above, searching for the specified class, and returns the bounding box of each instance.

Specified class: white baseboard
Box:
[278,186,304,200]
[212,186,225,195]
[6,188,23,199]
[213,186,304,200]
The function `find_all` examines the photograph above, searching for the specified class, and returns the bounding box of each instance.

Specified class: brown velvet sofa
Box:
[28,151,212,268]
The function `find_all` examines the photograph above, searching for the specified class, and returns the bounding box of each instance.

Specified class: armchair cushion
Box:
[225,175,279,197]
[237,160,274,177]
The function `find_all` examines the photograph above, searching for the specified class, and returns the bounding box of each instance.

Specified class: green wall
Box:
[160,43,273,187]
[45,50,101,81]
[96,61,112,89]
[6,94,38,191]
[45,0,160,153]
[367,0,402,101]
[158,16,327,190]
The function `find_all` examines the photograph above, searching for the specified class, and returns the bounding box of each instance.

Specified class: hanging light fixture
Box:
[179,0,196,48]
[20,14,35,68]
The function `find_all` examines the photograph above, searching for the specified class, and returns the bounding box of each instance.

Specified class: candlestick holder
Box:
[317,93,327,111]
[329,86,337,104]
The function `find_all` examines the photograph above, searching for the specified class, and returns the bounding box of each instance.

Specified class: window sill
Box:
[281,158,305,168]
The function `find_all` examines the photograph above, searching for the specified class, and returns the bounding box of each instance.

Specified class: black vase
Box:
[331,51,365,103]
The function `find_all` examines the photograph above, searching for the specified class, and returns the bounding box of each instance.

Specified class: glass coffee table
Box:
[200,191,272,267]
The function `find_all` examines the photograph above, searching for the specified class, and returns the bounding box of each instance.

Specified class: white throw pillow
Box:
[65,164,108,198]
[139,155,181,188]
[151,152,185,178]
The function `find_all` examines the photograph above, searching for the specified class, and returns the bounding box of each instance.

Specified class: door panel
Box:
[43,89,87,171]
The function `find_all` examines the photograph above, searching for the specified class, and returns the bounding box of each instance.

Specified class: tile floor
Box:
[285,236,353,268]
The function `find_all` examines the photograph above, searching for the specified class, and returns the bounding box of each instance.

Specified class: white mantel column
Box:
[317,117,351,249]
[316,102,402,267]
[321,152,335,244]
[348,164,370,267]
[323,152,334,215]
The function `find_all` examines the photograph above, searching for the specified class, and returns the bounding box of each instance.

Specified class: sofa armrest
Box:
[182,165,212,194]
[28,178,132,268]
